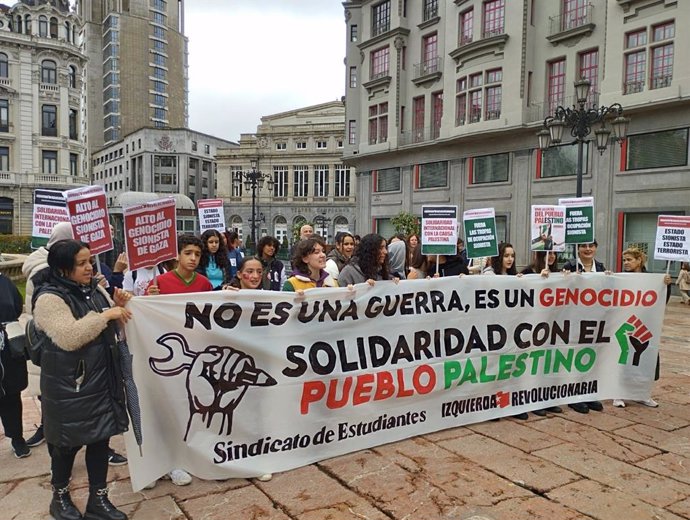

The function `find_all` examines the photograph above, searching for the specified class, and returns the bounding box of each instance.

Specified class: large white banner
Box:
[124,274,666,490]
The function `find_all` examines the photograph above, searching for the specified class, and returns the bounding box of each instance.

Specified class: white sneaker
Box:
[257,473,273,482]
[637,398,659,408]
[612,399,626,408]
[166,469,192,486]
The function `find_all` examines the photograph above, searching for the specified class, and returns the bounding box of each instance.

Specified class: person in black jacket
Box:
[561,240,605,414]
[562,240,606,273]
[0,273,29,459]
[33,239,132,520]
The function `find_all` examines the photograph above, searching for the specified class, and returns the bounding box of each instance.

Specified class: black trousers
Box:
[0,392,23,440]
[49,438,109,490]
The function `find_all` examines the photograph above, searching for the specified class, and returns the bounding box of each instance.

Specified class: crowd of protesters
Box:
[0,220,683,520]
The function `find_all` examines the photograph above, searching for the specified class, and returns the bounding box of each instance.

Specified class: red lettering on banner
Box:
[299,365,437,414]
[539,288,657,307]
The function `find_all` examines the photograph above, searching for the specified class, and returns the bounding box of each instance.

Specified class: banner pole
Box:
[666,260,671,275]
[436,255,440,276]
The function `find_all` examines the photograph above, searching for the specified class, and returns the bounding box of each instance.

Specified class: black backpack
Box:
[25,285,78,367]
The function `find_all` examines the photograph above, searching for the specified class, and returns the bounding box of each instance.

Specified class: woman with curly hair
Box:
[197,229,231,290]
[338,233,391,285]
[257,236,286,291]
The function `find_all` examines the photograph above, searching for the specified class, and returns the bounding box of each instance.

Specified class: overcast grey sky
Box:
[18,1,345,143]
[185,1,346,142]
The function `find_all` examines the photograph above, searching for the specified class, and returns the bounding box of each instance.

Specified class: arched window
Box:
[273,216,288,245]
[0,53,8,78]
[64,21,70,43]
[41,60,57,84]
[25,15,31,35]
[38,15,48,37]
[68,65,76,88]
[15,16,22,34]
[334,216,350,234]
[230,216,243,240]
[49,17,58,39]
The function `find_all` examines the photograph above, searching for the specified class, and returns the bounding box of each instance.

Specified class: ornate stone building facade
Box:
[216,101,357,247]
[0,0,88,234]
[343,0,690,272]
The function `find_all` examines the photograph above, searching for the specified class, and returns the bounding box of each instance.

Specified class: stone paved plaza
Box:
[1,299,689,520]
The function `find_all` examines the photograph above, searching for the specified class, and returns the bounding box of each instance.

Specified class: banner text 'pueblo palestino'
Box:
[123,274,665,489]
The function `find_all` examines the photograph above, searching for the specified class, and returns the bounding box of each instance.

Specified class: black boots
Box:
[84,487,127,520]
[49,485,83,520]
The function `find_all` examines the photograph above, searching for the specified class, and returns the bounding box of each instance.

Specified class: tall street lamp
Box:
[537,79,630,197]
[233,158,273,251]
[313,214,331,240]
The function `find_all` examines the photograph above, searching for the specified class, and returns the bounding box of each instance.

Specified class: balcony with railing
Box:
[362,68,392,92]
[372,21,390,38]
[525,91,600,124]
[0,171,87,187]
[623,80,644,95]
[412,56,442,85]
[651,74,672,90]
[423,3,438,22]
[399,125,442,146]
[40,83,60,93]
[450,27,508,65]
[547,3,595,45]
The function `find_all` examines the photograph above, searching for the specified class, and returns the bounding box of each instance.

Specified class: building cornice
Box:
[358,27,410,52]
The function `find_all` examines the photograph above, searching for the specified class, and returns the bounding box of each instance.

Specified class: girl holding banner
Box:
[227,257,264,290]
[484,243,529,420]
[613,247,672,409]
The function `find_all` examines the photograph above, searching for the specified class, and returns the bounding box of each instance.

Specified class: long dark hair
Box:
[199,229,230,270]
[409,245,428,272]
[352,233,390,280]
[528,251,558,273]
[491,242,517,275]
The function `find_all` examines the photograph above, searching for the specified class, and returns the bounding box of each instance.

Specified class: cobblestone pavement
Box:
[2,299,689,520]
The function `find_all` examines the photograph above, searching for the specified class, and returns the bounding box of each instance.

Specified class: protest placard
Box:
[463,208,498,259]
[421,206,457,255]
[31,189,69,248]
[123,197,178,270]
[64,186,112,255]
[559,197,594,244]
[530,205,566,252]
[654,215,690,261]
[198,199,225,232]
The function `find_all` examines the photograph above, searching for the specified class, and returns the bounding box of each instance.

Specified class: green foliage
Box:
[0,235,32,254]
[390,212,420,237]
[245,235,255,255]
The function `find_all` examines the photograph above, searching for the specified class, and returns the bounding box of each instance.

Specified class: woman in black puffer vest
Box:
[33,239,133,520]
